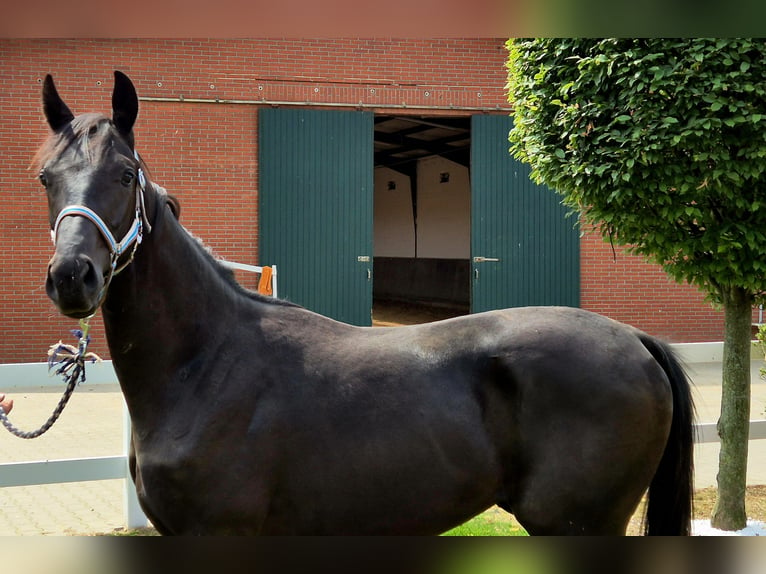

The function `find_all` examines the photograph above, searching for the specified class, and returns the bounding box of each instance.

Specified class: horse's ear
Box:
[167,195,181,220]
[42,74,75,132]
[112,71,139,140]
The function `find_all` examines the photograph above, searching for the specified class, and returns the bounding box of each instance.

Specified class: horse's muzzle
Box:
[46,253,104,319]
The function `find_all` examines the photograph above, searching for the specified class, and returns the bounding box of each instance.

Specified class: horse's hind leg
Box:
[519,509,630,536]
[502,497,630,535]
[498,470,642,536]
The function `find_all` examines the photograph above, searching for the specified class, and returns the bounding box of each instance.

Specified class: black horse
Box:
[37,71,694,535]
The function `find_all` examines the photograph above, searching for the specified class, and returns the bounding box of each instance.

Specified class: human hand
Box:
[0,393,14,414]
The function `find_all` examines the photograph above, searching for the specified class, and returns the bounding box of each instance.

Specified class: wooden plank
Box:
[219,261,278,298]
[0,360,117,388]
[694,420,766,444]
[749,419,766,441]
[0,456,126,487]
[219,260,264,274]
[695,422,720,444]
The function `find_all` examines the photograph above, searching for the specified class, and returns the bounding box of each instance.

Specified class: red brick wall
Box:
[581,230,726,342]
[0,38,728,364]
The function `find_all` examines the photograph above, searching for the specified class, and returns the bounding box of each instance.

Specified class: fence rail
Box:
[0,456,126,487]
[695,420,766,444]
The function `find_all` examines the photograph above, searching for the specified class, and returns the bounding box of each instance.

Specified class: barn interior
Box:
[372,115,472,320]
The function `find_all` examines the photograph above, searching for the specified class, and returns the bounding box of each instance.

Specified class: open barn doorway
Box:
[372,115,472,326]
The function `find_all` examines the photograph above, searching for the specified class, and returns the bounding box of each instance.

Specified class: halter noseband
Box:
[50,150,150,300]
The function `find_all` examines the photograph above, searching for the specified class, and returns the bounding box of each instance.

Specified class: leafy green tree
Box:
[506,38,766,531]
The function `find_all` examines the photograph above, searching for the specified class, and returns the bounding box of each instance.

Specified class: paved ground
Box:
[0,383,125,535]
[0,360,764,535]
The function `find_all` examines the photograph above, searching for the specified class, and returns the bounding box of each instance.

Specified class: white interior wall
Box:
[374,157,471,259]
[416,156,470,259]
[373,167,416,257]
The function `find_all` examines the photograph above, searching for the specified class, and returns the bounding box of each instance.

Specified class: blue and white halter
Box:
[50,150,151,305]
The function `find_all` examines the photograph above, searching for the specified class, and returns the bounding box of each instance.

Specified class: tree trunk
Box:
[711,286,753,530]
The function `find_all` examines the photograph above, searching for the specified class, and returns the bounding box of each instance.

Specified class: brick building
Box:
[0,38,726,363]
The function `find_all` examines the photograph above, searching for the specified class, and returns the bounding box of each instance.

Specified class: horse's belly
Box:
[259,427,501,534]
[132,372,506,534]
[137,444,497,535]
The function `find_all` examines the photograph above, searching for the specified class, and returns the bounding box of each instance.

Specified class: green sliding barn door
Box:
[259,108,374,325]
[471,115,580,313]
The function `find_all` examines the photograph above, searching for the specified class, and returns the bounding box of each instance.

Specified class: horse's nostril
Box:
[81,257,100,291]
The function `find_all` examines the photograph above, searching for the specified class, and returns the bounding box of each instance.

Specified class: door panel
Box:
[259,108,374,325]
[471,115,579,313]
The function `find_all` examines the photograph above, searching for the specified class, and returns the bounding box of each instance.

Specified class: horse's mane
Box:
[183,227,300,309]
[139,158,297,310]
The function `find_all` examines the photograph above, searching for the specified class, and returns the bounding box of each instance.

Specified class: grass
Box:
[99,486,766,536]
[442,507,528,536]
[443,485,766,536]
[103,526,159,536]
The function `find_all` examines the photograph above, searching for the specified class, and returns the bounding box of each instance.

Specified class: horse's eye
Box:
[38,171,48,188]
[121,170,135,187]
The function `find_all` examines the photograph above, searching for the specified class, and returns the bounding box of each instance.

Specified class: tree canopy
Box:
[506,38,766,306]
[506,37,766,531]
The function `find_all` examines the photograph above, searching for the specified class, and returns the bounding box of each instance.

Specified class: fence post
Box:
[123,401,148,529]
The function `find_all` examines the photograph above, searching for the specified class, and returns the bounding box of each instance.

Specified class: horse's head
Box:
[39,71,147,319]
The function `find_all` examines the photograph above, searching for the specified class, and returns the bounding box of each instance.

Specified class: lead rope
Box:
[2,152,147,439]
[0,317,102,439]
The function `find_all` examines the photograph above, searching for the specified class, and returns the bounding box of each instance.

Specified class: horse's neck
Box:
[102,195,247,416]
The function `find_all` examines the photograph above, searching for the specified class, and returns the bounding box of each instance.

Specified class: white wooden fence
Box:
[0,341,764,530]
[0,394,147,528]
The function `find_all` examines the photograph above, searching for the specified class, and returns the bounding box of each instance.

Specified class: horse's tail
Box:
[640,334,695,535]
